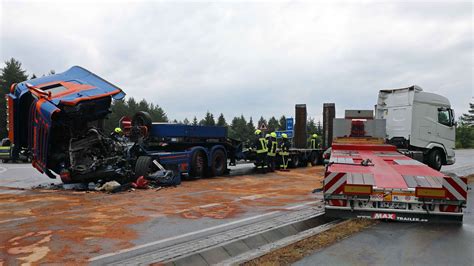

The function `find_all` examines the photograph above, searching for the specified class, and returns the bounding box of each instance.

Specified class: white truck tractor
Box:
[375,85,456,170]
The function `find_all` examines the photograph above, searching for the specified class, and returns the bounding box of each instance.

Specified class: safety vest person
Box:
[253,129,268,173]
[265,134,270,146]
[267,132,278,172]
[111,127,125,142]
[279,133,290,170]
[310,133,319,149]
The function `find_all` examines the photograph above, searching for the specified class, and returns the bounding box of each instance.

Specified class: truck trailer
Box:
[323,109,467,222]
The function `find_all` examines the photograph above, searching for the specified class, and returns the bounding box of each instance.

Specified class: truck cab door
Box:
[435,107,456,154]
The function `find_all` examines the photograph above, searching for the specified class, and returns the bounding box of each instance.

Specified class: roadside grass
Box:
[243,219,377,266]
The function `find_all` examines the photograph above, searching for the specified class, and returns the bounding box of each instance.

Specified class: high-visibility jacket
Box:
[279,140,290,156]
[267,139,277,157]
[255,137,268,153]
[311,138,317,149]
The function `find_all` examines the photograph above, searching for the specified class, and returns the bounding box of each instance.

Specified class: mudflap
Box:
[324,208,463,223]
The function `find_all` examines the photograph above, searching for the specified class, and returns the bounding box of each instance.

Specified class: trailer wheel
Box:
[135,156,155,179]
[210,149,227,177]
[310,152,320,166]
[290,155,300,168]
[427,149,443,171]
[190,151,206,179]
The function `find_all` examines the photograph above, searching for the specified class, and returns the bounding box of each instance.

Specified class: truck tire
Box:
[290,155,300,168]
[190,151,206,179]
[135,156,154,179]
[132,111,152,128]
[310,152,320,166]
[427,149,443,171]
[210,149,227,177]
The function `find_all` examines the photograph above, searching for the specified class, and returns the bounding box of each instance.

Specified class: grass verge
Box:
[243,219,377,266]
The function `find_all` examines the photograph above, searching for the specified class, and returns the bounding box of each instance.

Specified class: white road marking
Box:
[89,201,316,262]
[198,203,222,208]
[0,217,28,224]
[0,166,7,174]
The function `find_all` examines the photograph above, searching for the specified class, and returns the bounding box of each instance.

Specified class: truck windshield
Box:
[40,84,69,95]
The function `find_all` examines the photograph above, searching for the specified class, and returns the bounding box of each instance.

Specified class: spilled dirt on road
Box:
[0,166,324,264]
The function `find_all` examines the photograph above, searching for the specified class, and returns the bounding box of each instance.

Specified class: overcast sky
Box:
[1,0,472,122]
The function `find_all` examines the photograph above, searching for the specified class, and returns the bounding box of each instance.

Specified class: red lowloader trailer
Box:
[323,112,468,223]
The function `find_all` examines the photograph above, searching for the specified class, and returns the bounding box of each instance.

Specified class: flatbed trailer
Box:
[324,142,468,222]
[122,115,243,179]
[126,114,322,178]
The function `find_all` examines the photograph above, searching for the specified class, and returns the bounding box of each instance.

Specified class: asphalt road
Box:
[295,149,474,266]
[0,161,324,264]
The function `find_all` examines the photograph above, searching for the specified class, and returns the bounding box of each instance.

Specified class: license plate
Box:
[378,202,407,209]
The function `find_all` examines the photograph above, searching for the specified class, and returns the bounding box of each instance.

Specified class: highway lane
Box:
[295,149,474,266]
[0,161,324,264]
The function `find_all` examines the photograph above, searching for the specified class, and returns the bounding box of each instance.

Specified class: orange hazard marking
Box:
[0,166,324,264]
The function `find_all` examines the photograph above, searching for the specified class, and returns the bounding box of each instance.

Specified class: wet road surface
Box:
[0,162,324,264]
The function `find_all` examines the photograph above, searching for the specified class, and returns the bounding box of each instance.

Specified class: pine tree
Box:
[0,58,28,138]
[104,97,167,133]
[30,73,37,79]
[279,115,287,130]
[267,116,279,132]
[460,101,474,126]
[246,117,256,143]
[202,111,215,126]
[217,113,227,127]
[307,118,316,134]
[316,120,323,135]
[183,118,190,125]
[192,116,198,126]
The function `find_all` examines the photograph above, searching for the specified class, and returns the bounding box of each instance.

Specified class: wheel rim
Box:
[214,155,224,173]
[435,153,441,168]
[196,153,204,176]
[293,157,299,166]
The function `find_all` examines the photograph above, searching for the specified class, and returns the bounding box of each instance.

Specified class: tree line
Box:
[171,111,323,145]
[1,57,472,149]
[456,102,474,148]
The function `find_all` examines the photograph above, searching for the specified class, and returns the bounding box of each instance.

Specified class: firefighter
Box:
[267,132,278,172]
[111,127,125,141]
[253,129,268,173]
[310,133,320,149]
[265,133,271,146]
[279,133,290,170]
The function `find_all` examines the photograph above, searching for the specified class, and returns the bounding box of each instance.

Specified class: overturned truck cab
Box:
[7,66,243,184]
[6,66,131,183]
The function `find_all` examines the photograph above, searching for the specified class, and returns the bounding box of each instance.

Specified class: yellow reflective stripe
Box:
[257,138,268,153]
[268,142,277,156]
[311,139,316,149]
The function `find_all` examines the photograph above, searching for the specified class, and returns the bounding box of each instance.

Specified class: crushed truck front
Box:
[6,66,127,182]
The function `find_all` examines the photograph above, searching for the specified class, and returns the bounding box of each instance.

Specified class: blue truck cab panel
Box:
[7,66,125,180]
